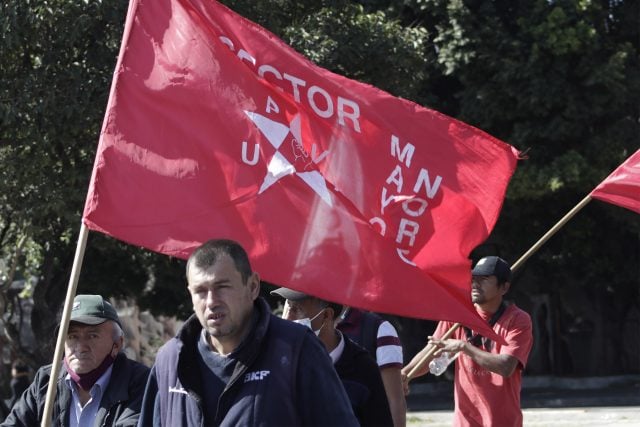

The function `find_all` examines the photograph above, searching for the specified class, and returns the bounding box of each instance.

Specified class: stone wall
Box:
[111,299,182,367]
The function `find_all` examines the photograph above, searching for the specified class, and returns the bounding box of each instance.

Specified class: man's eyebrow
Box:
[190,278,232,288]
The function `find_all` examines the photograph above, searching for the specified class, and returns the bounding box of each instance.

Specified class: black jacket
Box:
[336,336,394,426]
[138,297,357,426]
[8,376,30,410]
[0,353,149,427]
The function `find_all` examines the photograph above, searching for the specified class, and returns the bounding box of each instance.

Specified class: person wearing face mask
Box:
[272,287,393,427]
[1,295,149,427]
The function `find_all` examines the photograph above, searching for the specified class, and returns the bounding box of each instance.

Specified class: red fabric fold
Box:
[590,149,640,214]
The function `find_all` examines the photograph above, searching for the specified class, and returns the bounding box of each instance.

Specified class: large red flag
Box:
[590,149,640,214]
[83,0,519,335]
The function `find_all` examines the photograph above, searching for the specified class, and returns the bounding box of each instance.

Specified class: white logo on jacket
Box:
[169,386,188,395]
[244,370,270,383]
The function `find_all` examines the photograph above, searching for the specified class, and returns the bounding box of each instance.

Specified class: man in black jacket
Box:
[1,294,149,427]
[7,360,30,410]
[138,239,357,426]
[272,287,394,427]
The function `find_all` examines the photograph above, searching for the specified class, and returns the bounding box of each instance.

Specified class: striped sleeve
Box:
[375,320,403,369]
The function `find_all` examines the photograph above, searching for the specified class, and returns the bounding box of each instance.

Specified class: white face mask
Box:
[292,308,325,336]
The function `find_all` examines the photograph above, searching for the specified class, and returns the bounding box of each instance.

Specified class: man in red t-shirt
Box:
[401,256,533,427]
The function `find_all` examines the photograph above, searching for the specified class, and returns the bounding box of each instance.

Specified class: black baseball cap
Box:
[70,295,121,327]
[472,256,512,282]
[270,287,311,301]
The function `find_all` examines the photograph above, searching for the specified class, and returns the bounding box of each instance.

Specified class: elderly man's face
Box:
[65,321,120,374]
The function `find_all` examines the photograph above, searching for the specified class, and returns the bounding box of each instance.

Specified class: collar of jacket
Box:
[54,352,131,425]
[175,297,272,395]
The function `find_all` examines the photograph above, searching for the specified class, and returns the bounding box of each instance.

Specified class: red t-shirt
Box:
[434,304,533,427]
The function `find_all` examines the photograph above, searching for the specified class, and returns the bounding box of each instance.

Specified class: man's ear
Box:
[112,335,124,356]
[324,306,337,323]
[248,272,261,299]
[501,281,511,296]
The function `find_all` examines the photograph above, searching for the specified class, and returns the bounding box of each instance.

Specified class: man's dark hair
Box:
[313,298,343,321]
[187,239,253,283]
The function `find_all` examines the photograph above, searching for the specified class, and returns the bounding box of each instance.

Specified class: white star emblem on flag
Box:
[244,111,333,206]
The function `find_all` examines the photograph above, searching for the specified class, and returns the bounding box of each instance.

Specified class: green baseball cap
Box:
[70,295,121,327]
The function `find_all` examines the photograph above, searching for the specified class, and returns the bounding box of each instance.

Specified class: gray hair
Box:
[111,320,125,350]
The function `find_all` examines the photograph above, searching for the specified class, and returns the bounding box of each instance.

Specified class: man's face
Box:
[283,298,325,331]
[65,321,119,374]
[187,254,259,352]
[471,275,507,305]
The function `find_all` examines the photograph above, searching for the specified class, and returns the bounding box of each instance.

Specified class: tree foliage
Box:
[1,0,638,377]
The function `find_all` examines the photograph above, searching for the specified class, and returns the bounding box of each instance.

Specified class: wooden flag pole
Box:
[41,223,89,427]
[511,195,592,271]
[406,322,461,379]
[405,194,593,380]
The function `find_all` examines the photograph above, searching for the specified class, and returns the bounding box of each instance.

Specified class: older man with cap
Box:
[272,287,393,427]
[1,295,149,427]
[402,256,533,427]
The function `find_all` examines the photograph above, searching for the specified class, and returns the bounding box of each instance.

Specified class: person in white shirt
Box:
[273,287,393,427]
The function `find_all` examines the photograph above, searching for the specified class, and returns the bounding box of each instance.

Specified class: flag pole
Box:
[511,194,592,271]
[405,322,461,379]
[41,223,89,427]
[405,194,593,380]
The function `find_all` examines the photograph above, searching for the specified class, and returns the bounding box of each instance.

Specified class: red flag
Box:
[590,150,640,214]
[83,0,519,335]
